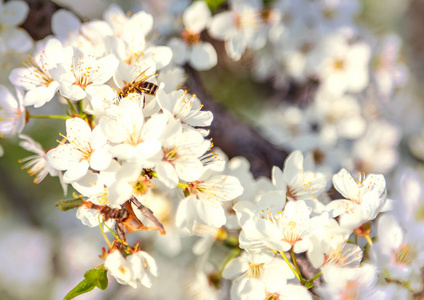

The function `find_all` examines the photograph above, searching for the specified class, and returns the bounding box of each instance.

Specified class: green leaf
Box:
[56,198,84,211]
[202,0,226,12]
[63,279,95,300]
[84,265,108,290]
[63,266,108,300]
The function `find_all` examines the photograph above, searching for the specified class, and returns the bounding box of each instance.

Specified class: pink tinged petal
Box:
[155,161,179,188]
[283,150,304,185]
[63,160,90,183]
[190,42,218,71]
[90,146,112,171]
[168,38,188,65]
[222,257,249,280]
[90,55,119,85]
[66,117,92,142]
[2,1,29,25]
[333,168,360,200]
[197,199,226,228]
[208,12,234,40]
[51,9,81,38]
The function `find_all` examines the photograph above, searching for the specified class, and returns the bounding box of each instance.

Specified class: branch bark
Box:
[185,66,288,178]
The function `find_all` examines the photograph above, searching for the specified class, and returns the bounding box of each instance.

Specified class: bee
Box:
[82,197,165,243]
[119,71,159,98]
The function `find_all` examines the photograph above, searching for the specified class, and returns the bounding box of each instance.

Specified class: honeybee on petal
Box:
[118,69,159,98]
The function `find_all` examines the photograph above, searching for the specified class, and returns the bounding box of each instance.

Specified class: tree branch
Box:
[185,65,288,178]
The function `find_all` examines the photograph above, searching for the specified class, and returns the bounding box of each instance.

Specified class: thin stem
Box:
[65,98,78,115]
[290,249,305,283]
[98,215,112,249]
[30,114,72,120]
[309,271,322,283]
[219,247,241,275]
[279,251,301,282]
[102,221,120,242]
[354,234,358,245]
[78,100,84,116]
[365,234,373,246]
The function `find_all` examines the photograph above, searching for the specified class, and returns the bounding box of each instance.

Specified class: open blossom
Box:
[238,199,314,253]
[176,174,243,231]
[157,88,213,132]
[50,46,119,100]
[272,150,328,209]
[18,134,67,192]
[307,214,362,269]
[223,251,296,300]
[326,169,387,230]
[105,249,158,288]
[371,214,424,291]
[0,85,25,135]
[317,264,392,300]
[47,117,112,183]
[168,1,217,71]
[156,119,210,188]
[9,38,71,108]
[208,0,274,61]
[311,32,371,95]
[99,94,167,165]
